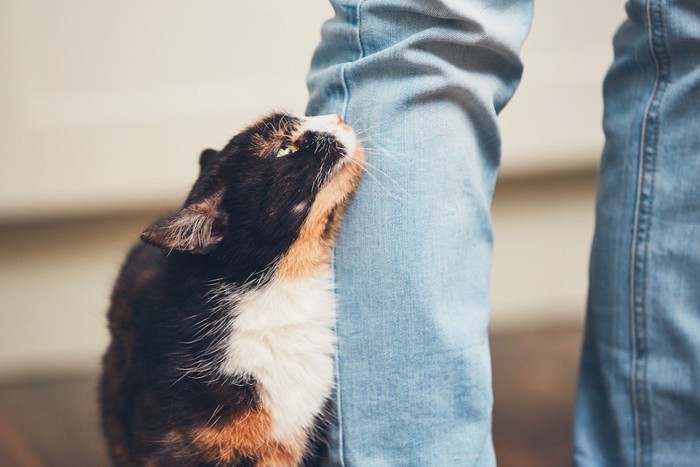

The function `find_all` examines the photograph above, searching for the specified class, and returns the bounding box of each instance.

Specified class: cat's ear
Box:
[140,193,227,254]
[199,148,218,171]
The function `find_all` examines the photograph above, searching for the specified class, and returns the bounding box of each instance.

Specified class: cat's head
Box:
[141,112,364,277]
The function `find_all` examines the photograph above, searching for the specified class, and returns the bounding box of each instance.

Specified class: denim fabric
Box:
[308,0,700,465]
[575,0,700,466]
[307,0,532,465]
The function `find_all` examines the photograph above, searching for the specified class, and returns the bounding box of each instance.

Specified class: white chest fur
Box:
[217,267,337,441]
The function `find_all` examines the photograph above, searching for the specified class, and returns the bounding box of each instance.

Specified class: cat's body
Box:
[100,113,363,467]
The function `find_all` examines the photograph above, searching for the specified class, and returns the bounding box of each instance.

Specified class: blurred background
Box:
[0,0,625,465]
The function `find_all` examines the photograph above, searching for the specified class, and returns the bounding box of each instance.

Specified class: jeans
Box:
[306,0,700,465]
[575,1,700,466]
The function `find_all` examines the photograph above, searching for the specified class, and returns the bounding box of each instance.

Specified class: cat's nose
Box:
[337,115,344,124]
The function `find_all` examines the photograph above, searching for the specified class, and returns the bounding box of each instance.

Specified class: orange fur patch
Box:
[187,406,306,466]
[190,407,272,461]
[275,147,365,280]
[249,114,301,157]
[250,133,278,157]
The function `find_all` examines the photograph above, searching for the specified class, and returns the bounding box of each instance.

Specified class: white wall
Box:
[0,1,333,221]
[0,0,625,374]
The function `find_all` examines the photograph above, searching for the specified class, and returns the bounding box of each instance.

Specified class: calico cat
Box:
[100,112,364,467]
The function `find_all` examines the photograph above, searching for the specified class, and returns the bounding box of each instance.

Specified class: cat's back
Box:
[100,241,167,464]
[110,241,164,306]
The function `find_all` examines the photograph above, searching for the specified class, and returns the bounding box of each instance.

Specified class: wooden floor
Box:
[491,326,582,467]
[0,326,582,467]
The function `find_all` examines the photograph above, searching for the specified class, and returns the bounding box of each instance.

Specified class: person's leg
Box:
[307,1,532,465]
[575,0,700,465]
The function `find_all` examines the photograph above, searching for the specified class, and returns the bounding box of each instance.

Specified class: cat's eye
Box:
[276,144,298,158]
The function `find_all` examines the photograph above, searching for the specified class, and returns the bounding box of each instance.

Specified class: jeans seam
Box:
[355,0,366,60]
[340,65,351,125]
[632,0,669,465]
[340,0,365,121]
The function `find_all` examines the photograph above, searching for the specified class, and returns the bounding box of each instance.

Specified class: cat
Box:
[100,112,364,467]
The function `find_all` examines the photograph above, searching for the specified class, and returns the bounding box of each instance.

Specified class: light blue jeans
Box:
[306,0,700,465]
[575,1,700,466]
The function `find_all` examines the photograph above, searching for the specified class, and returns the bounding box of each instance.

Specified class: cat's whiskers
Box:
[353,133,403,163]
[353,149,408,194]
[346,157,408,202]
[352,124,398,140]
[348,117,401,140]
[353,132,400,152]
[360,146,401,163]
[348,114,400,135]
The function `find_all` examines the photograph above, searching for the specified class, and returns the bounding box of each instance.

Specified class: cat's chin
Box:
[320,145,365,205]
[334,124,357,158]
